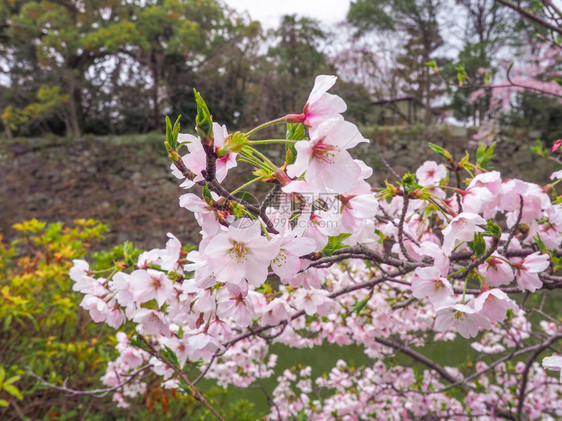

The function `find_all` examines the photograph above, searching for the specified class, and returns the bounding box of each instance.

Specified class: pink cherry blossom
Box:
[270,229,317,280]
[434,303,491,338]
[132,309,171,337]
[291,288,334,316]
[204,219,279,286]
[473,289,517,322]
[286,118,367,194]
[462,186,496,217]
[550,169,562,180]
[286,75,347,130]
[339,192,379,232]
[441,213,486,255]
[129,269,174,307]
[80,295,109,323]
[171,122,237,188]
[217,292,254,327]
[415,161,447,187]
[179,192,225,235]
[542,355,562,381]
[478,254,513,287]
[260,298,293,326]
[411,266,454,309]
[468,171,502,194]
[512,252,550,292]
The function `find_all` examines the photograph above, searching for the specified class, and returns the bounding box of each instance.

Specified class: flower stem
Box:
[245,117,286,137]
[242,146,277,172]
[247,139,297,145]
[230,176,265,195]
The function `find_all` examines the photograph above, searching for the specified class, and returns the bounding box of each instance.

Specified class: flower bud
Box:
[218,131,247,156]
[194,89,213,141]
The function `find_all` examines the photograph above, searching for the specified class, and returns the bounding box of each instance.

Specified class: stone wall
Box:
[357,125,555,186]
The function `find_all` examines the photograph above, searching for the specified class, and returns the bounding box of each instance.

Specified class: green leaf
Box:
[0,399,8,407]
[3,384,23,400]
[484,221,501,239]
[5,376,20,385]
[468,233,486,258]
[456,65,468,86]
[459,151,474,171]
[129,334,149,352]
[322,233,352,257]
[165,115,173,149]
[351,296,370,315]
[202,184,213,202]
[476,142,496,168]
[178,380,193,395]
[534,234,549,254]
[530,139,549,158]
[161,346,179,367]
[194,89,213,141]
[285,123,304,165]
[425,60,438,72]
[170,115,182,151]
[219,131,247,155]
[428,143,452,161]
[401,172,421,194]
[286,123,305,141]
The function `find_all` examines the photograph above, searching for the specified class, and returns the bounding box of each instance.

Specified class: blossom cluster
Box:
[69,75,562,418]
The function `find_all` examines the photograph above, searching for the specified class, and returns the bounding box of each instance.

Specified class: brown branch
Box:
[494,0,562,36]
[438,334,562,393]
[223,269,411,349]
[26,364,152,398]
[397,193,415,262]
[451,235,500,280]
[374,337,458,384]
[138,335,225,421]
[516,336,559,418]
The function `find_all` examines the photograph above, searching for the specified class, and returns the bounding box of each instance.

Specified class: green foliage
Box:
[476,142,496,169]
[401,172,421,193]
[165,115,182,152]
[0,219,116,417]
[1,85,69,131]
[467,232,486,258]
[194,90,214,141]
[322,233,353,257]
[0,220,261,419]
[0,0,254,137]
[428,143,453,162]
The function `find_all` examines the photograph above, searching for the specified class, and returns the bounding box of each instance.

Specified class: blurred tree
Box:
[348,0,449,125]
[0,0,260,136]
[446,0,520,124]
[241,14,335,127]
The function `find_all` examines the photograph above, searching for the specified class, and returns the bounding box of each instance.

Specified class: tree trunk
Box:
[151,49,160,130]
[67,78,81,137]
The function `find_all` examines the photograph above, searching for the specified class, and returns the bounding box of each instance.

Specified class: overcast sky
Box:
[223,0,351,28]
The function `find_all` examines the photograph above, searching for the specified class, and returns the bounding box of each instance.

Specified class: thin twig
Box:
[397,193,415,262]
[138,335,226,421]
[26,365,152,398]
[452,235,500,280]
[374,337,458,384]
[494,0,562,36]
[516,337,556,418]
[437,334,562,393]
